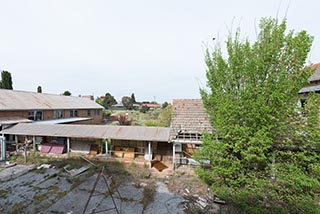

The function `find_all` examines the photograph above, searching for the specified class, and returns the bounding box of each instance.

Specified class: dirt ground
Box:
[0,157,221,214]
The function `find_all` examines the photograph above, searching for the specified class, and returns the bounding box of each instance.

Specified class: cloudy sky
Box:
[0,0,319,103]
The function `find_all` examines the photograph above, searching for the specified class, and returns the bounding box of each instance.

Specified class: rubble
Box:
[37,164,51,170]
[63,165,90,177]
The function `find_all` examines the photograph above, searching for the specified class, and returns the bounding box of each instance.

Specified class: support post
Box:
[33,136,36,152]
[173,142,176,170]
[24,137,28,164]
[67,137,70,158]
[15,135,18,152]
[148,141,151,161]
[105,139,109,158]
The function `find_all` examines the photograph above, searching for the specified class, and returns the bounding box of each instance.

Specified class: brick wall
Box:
[0,109,103,124]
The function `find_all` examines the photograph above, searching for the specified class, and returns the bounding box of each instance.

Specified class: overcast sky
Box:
[0,0,319,103]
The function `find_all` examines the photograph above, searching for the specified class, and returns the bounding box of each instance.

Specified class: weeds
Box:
[141,182,156,211]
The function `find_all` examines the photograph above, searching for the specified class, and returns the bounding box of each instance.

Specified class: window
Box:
[53,110,64,119]
[28,111,43,121]
[70,110,78,117]
[88,110,91,116]
[95,110,100,115]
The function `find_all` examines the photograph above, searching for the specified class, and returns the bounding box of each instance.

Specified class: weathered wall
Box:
[0,109,103,124]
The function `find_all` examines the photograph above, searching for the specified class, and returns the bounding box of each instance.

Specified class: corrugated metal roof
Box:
[298,85,320,94]
[170,99,214,138]
[34,117,92,124]
[0,89,103,110]
[0,117,32,125]
[1,123,170,142]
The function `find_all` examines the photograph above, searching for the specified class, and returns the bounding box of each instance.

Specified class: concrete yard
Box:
[0,159,219,214]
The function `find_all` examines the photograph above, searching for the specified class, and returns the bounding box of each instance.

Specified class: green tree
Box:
[140,105,150,113]
[63,90,71,96]
[103,92,117,109]
[162,101,169,109]
[122,96,133,110]
[196,18,320,213]
[131,93,136,104]
[158,104,172,127]
[0,70,13,89]
[37,86,42,93]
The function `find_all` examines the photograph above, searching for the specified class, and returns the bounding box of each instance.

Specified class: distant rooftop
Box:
[299,63,320,93]
[0,89,103,111]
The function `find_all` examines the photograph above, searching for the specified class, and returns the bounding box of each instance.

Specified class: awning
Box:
[0,123,170,142]
[0,117,32,125]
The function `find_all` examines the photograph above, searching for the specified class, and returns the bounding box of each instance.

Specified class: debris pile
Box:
[179,188,224,213]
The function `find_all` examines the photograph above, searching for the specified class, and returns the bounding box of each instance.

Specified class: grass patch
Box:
[141,182,156,211]
[127,162,151,179]
[0,189,8,198]
[33,186,59,204]
[9,203,28,214]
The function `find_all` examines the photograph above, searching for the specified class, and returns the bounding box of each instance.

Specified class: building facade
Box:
[0,89,104,125]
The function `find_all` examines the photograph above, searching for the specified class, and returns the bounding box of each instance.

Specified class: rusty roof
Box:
[170,99,213,138]
[1,123,170,142]
[0,89,103,110]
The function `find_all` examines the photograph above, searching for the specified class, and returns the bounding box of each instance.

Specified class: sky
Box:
[0,0,319,103]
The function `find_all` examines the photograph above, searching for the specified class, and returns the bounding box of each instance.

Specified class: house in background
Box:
[170,99,214,169]
[0,89,104,125]
[140,103,161,110]
[299,63,320,102]
[0,92,214,171]
[1,123,170,163]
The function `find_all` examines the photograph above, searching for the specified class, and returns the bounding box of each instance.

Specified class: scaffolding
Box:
[82,166,122,214]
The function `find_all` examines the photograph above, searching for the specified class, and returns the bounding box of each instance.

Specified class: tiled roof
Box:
[307,63,320,82]
[170,99,213,139]
[0,89,103,110]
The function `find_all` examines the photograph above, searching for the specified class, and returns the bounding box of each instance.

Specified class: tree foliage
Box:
[140,105,150,113]
[0,70,13,89]
[196,18,320,213]
[162,101,169,109]
[144,105,172,127]
[62,91,71,96]
[122,96,133,110]
[103,92,117,109]
[37,86,42,93]
[131,93,136,104]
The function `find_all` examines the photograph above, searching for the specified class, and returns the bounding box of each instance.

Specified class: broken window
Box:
[28,110,43,121]
[53,110,64,119]
[70,110,78,117]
